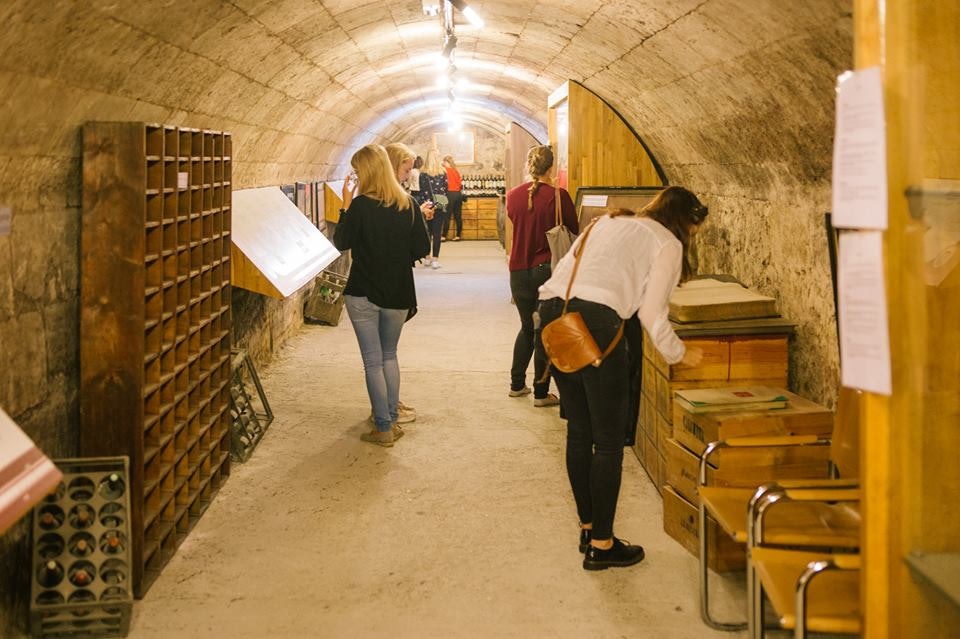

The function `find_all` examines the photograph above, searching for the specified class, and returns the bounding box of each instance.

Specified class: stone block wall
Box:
[405,126,507,173]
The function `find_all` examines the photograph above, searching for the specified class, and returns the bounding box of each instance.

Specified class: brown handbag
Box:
[541,217,625,373]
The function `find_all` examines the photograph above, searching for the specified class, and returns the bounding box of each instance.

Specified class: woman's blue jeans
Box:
[344,295,408,432]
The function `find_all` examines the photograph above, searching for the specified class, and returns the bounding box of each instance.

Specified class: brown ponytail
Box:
[526,145,554,211]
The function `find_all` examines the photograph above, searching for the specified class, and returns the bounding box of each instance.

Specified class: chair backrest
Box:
[831,386,861,479]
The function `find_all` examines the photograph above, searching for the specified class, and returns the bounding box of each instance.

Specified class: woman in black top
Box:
[334,144,431,447]
[415,149,449,269]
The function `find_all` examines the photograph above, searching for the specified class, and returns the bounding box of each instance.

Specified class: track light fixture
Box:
[448,0,485,28]
[442,34,458,57]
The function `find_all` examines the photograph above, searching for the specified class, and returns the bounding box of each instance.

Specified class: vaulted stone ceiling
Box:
[0,0,852,405]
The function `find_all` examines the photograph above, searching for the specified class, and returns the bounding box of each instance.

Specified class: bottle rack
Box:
[81,122,233,597]
[229,349,274,463]
[30,457,133,639]
[461,174,505,198]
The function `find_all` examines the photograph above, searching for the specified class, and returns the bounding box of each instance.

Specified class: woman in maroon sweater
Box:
[505,145,578,405]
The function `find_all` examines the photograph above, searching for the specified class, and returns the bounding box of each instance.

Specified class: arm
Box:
[636,241,685,364]
[560,188,579,234]
[333,198,361,252]
[411,202,431,261]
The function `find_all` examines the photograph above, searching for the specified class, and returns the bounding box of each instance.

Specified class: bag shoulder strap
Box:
[561,216,600,313]
[555,184,562,226]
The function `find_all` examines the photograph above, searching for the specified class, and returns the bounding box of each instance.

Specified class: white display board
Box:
[0,407,62,534]
[232,187,341,298]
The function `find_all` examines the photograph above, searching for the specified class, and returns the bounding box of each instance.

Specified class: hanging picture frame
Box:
[433,131,475,165]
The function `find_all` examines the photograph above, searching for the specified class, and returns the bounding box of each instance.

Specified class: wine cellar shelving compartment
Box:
[81,122,233,597]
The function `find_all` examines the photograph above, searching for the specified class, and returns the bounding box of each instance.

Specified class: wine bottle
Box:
[68,561,95,587]
[37,505,64,530]
[69,505,95,530]
[98,473,125,500]
[100,531,126,555]
[69,533,95,558]
[37,561,64,588]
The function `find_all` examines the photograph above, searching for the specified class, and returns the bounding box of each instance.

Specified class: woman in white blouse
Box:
[537,185,708,570]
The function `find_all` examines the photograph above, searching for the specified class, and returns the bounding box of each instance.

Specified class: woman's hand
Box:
[420,201,435,220]
[342,174,357,209]
[679,346,703,368]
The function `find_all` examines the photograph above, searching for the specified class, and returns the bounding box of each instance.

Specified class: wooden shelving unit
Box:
[81,122,233,597]
[446,197,499,241]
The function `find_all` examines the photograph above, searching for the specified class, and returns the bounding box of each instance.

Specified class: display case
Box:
[81,122,233,596]
[574,186,664,229]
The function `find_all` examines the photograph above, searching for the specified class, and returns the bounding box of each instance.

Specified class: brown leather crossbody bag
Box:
[540,217,625,373]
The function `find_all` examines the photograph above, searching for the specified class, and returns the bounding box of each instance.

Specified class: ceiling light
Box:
[449,0,485,28]
[421,0,440,16]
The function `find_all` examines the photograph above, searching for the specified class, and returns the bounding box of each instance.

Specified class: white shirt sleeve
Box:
[637,241,685,364]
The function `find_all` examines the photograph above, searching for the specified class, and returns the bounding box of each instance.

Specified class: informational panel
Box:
[0,407,62,534]
[832,67,888,229]
[838,230,892,395]
[433,131,475,165]
[574,186,663,230]
[232,187,340,298]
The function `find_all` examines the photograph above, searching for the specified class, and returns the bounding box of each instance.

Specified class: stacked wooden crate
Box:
[661,390,835,571]
[634,318,793,493]
[449,197,499,240]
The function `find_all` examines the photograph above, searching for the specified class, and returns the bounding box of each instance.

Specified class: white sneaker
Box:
[431,259,442,269]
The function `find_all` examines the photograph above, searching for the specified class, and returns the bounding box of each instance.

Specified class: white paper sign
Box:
[177,172,189,190]
[581,195,608,208]
[832,67,888,229]
[838,231,892,395]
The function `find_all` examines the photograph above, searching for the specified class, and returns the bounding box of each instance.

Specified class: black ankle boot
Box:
[579,528,591,553]
[583,537,645,570]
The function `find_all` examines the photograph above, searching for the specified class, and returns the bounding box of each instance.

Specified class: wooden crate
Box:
[636,319,793,494]
[664,437,833,506]
[662,485,745,572]
[673,389,834,458]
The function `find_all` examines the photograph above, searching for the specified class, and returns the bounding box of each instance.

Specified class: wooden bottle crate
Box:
[662,485,745,572]
[664,437,832,506]
[634,318,793,492]
[672,389,834,458]
[81,122,233,597]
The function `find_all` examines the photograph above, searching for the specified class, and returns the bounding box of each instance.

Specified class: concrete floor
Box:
[128,241,750,639]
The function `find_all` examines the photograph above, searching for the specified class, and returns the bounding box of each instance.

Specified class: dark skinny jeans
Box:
[509,263,552,398]
[444,191,464,237]
[429,209,449,258]
[538,297,628,541]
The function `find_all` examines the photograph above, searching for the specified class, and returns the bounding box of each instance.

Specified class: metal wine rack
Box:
[229,349,274,462]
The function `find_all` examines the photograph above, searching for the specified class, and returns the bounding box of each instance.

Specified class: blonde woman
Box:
[381,142,437,424]
[415,149,449,268]
[334,144,431,446]
[505,145,578,405]
[442,155,463,240]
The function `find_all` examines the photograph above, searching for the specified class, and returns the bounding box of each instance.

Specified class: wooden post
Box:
[855,2,960,636]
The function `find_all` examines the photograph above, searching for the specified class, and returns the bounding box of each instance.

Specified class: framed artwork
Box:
[433,131,475,165]
[573,186,664,230]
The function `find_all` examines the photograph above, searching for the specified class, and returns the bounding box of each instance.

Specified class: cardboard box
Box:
[664,437,832,505]
[673,389,834,458]
[662,485,745,572]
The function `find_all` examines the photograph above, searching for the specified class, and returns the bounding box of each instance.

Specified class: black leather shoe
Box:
[579,528,591,553]
[583,537,645,570]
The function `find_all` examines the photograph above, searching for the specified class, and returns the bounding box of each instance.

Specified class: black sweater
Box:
[333,194,430,309]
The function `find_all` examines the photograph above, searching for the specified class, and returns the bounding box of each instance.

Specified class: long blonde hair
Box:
[423,148,444,176]
[442,154,458,170]
[351,144,412,212]
[525,145,554,211]
[385,143,416,179]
